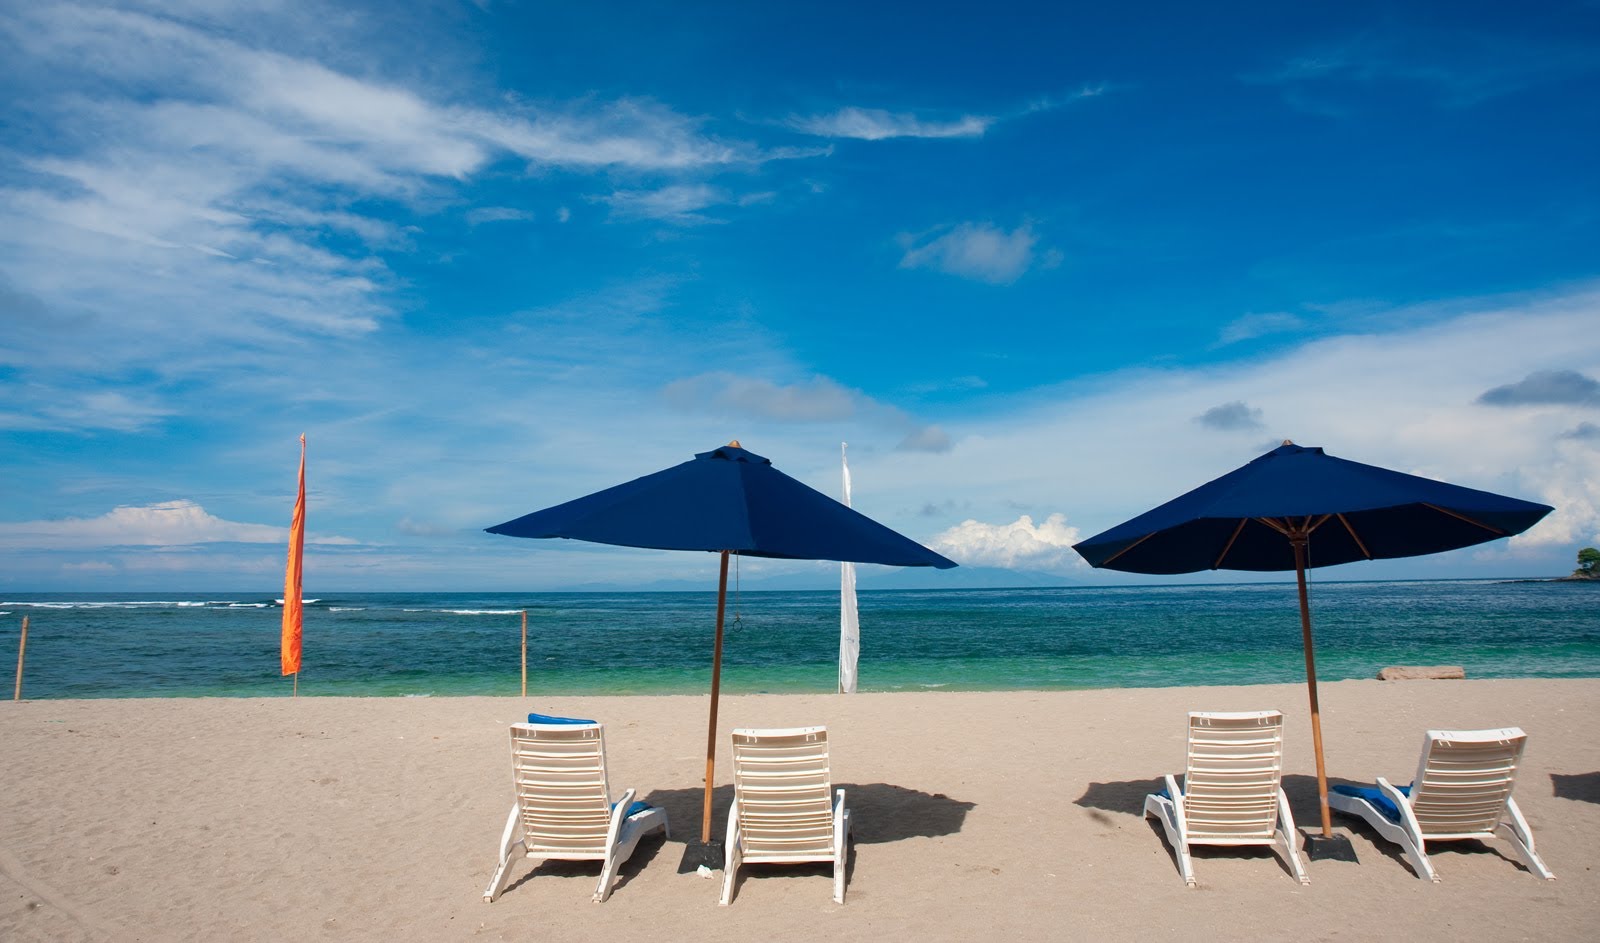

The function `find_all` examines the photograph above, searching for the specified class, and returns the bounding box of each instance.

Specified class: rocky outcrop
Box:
[1377,665,1466,681]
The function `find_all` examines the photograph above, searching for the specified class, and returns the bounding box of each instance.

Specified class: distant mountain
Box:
[564,564,1074,593]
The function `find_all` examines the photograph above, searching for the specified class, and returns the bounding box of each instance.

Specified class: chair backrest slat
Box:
[1183,711,1285,840]
[1410,728,1527,836]
[731,727,835,857]
[510,722,613,853]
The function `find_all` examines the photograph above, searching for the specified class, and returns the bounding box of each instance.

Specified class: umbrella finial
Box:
[1282,439,1294,446]
[727,439,742,448]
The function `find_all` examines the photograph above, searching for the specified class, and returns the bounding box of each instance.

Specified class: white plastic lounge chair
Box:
[483,714,669,903]
[1329,727,1554,882]
[720,726,851,905]
[1144,710,1309,887]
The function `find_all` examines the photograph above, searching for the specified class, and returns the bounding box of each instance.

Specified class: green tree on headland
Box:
[1575,547,1600,578]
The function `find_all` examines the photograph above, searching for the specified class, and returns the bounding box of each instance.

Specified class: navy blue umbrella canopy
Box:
[1072,441,1552,849]
[1074,442,1552,574]
[487,442,957,568]
[488,441,954,856]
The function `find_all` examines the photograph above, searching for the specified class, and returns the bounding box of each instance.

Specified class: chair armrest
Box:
[605,787,637,850]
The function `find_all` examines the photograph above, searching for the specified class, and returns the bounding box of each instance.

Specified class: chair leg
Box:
[1399,834,1438,882]
[1499,800,1555,880]
[1275,789,1310,885]
[594,847,623,903]
[483,805,524,902]
[1145,791,1195,887]
[719,804,743,907]
[718,848,741,906]
[833,808,851,904]
[1177,842,1196,888]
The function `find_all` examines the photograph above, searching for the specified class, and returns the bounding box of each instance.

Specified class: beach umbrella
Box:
[487,441,957,865]
[1072,441,1552,855]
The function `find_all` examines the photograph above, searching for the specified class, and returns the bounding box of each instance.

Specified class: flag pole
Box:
[12,615,28,701]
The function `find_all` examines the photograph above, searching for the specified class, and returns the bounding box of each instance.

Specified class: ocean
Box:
[2,580,1596,699]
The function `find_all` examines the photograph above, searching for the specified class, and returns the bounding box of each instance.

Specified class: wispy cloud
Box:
[602,184,730,225]
[1218,312,1308,346]
[1247,31,1600,111]
[661,372,951,452]
[464,206,533,225]
[787,106,992,140]
[928,513,1086,573]
[0,500,356,550]
[1478,370,1600,407]
[787,85,1105,141]
[898,222,1050,285]
[0,2,792,407]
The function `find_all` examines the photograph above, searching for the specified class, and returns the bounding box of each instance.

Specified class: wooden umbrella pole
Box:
[521,610,528,698]
[701,551,731,844]
[1292,534,1334,837]
[13,615,28,701]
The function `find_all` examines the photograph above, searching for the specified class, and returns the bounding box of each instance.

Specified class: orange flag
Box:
[281,434,306,676]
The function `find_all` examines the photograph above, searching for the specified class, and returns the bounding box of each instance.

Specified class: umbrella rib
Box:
[1336,513,1373,560]
[1099,530,1158,567]
[1421,503,1508,536]
[1254,517,1291,537]
[1213,519,1249,569]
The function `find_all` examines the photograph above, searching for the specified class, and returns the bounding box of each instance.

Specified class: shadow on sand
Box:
[1551,771,1600,803]
[642,781,976,847]
[638,781,976,899]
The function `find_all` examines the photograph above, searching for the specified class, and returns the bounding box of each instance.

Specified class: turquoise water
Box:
[2,580,1596,698]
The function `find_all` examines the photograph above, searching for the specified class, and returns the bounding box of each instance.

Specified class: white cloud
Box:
[0,500,358,550]
[602,184,729,225]
[870,285,1600,574]
[788,107,992,140]
[929,513,1086,572]
[899,222,1043,284]
[465,206,532,225]
[0,2,794,403]
[1219,312,1308,345]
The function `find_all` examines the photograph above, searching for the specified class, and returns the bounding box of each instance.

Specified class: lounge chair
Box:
[1329,727,1554,881]
[483,714,669,903]
[1144,710,1309,887]
[720,726,851,905]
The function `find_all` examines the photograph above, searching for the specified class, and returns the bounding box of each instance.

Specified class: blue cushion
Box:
[527,711,597,725]
[613,800,653,817]
[1332,782,1413,823]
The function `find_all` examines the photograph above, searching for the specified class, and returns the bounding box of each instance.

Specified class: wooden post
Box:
[1292,534,1334,838]
[701,551,731,843]
[12,615,28,701]
[521,610,528,698]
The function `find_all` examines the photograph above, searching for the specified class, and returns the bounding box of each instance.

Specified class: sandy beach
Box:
[3,678,1597,941]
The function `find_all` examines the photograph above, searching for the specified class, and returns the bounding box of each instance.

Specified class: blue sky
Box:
[1,0,1598,592]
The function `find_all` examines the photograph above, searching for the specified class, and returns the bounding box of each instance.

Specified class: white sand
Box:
[3,679,1598,941]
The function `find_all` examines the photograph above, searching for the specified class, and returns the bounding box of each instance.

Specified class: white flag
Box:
[839,442,859,694]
